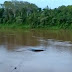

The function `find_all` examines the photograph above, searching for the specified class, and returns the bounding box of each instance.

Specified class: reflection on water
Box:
[0,30,72,72]
[0,30,72,50]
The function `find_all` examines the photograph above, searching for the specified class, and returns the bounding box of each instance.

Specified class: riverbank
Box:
[0,23,72,31]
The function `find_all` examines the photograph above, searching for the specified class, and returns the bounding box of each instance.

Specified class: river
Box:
[0,30,72,72]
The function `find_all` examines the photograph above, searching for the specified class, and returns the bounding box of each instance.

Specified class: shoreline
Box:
[0,24,72,31]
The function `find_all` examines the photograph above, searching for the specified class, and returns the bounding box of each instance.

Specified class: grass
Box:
[0,23,72,31]
[0,23,30,29]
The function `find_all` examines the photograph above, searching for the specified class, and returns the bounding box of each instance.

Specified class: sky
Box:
[0,0,72,9]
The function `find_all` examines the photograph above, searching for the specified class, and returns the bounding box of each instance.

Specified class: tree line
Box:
[0,0,72,29]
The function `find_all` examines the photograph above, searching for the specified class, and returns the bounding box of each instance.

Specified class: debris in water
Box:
[29,48,45,52]
[14,67,17,69]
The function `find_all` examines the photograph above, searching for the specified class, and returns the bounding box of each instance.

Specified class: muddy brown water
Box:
[0,30,72,72]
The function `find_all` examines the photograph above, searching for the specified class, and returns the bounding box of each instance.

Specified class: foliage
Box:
[0,1,72,29]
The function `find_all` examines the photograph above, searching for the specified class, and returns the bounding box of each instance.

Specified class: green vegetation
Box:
[0,0,72,29]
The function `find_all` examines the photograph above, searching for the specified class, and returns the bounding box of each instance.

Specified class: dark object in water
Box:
[14,67,17,69]
[30,48,45,52]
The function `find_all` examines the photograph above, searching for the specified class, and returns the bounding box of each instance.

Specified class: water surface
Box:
[0,30,72,72]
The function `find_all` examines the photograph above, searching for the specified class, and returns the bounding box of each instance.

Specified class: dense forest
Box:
[0,0,72,29]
